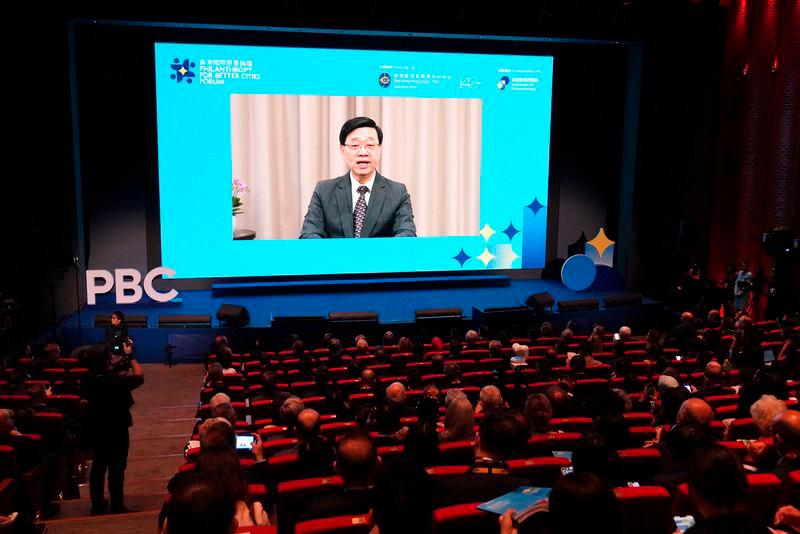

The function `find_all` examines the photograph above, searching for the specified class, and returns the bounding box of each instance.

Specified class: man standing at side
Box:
[300,116,416,239]
[81,342,144,514]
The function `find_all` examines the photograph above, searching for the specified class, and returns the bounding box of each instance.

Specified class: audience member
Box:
[440,397,474,442]
[302,430,379,519]
[684,445,768,533]
[437,412,530,506]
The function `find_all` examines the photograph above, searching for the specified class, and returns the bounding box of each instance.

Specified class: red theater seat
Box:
[235,526,276,533]
[438,441,475,465]
[613,486,672,534]
[617,448,663,481]
[549,417,593,433]
[783,470,800,505]
[507,456,570,486]
[424,465,470,480]
[432,503,497,534]
[294,514,370,534]
[528,432,582,454]
[727,418,758,440]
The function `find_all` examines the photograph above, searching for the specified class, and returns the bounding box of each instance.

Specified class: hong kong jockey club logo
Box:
[378,72,391,88]
[170,58,196,83]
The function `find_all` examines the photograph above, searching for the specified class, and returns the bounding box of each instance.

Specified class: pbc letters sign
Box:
[86,267,178,305]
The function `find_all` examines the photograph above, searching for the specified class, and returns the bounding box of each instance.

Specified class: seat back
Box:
[432,503,498,534]
[276,476,344,533]
[507,456,569,486]
[617,448,663,482]
[294,514,370,534]
[613,486,673,534]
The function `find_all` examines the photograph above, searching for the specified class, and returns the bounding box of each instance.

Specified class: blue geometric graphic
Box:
[452,248,471,268]
[501,223,520,241]
[561,254,597,291]
[527,197,545,216]
[170,58,196,83]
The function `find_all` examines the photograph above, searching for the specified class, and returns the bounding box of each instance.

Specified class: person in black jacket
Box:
[104,311,128,354]
[81,342,143,514]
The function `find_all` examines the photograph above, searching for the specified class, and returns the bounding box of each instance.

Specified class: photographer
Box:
[104,311,129,355]
[81,342,144,515]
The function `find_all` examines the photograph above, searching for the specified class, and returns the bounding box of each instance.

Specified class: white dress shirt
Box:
[350,171,376,212]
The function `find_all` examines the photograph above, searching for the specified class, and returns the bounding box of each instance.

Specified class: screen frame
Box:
[69,19,640,289]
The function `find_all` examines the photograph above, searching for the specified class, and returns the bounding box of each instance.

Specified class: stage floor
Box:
[58,278,666,363]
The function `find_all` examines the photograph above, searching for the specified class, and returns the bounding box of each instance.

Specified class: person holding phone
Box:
[81,343,144,515]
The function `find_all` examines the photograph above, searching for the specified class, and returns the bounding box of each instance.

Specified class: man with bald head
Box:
[386,381,415,417]
[302,429,378,519]
[771,409,800,480]
[677,398,714,428]
[359,368,377,393]
[275,408,323,456]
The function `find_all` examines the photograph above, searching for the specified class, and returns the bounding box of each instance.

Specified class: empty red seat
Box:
[432,502,497,534]
[613,485,672,534]
[295,514,370,534]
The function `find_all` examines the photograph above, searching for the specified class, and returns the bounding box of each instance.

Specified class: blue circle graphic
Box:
[561,254,597,291]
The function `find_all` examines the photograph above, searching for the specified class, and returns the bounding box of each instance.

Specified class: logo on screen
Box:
[497,76,510,90]
[170,58,196,84]
[378,72,391,88]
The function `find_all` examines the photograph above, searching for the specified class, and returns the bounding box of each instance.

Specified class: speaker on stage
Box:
[216,304,250,327]
[525,292,555,311]
[557,298,599,312]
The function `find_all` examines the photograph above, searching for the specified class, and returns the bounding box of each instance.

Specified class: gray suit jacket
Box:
[299,173,416,238]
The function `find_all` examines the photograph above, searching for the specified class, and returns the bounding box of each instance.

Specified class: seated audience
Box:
[684,445,769,533]
[524,393,553,434]
[436,412,530,506]
[302,430,379,519]
[475,385,504,415]
[440,397,474,442]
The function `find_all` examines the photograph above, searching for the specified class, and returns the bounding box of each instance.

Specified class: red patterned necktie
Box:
[353,185,369,238]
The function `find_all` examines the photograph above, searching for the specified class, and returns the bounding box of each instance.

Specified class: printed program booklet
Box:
[477,486,552,522]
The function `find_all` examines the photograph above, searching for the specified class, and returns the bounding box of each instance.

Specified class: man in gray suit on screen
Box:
[299,116,417,239]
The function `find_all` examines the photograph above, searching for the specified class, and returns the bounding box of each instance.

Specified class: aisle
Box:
[45,362,204,534]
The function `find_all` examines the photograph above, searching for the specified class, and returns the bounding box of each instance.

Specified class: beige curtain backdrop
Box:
[230,95,482,239]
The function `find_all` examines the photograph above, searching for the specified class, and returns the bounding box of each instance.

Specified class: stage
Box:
[57,275,669,363]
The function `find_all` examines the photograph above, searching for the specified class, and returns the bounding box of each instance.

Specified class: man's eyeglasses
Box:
[343,143,381,152]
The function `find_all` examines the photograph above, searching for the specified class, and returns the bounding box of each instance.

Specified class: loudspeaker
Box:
[415,308,462,319]
[557,298,599,312]
[525,292,555,310]
[94,314,148,328]
[603,294,643,308]
[216,304,250,327]
[158,315,212,327]
[329,312,379,322]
